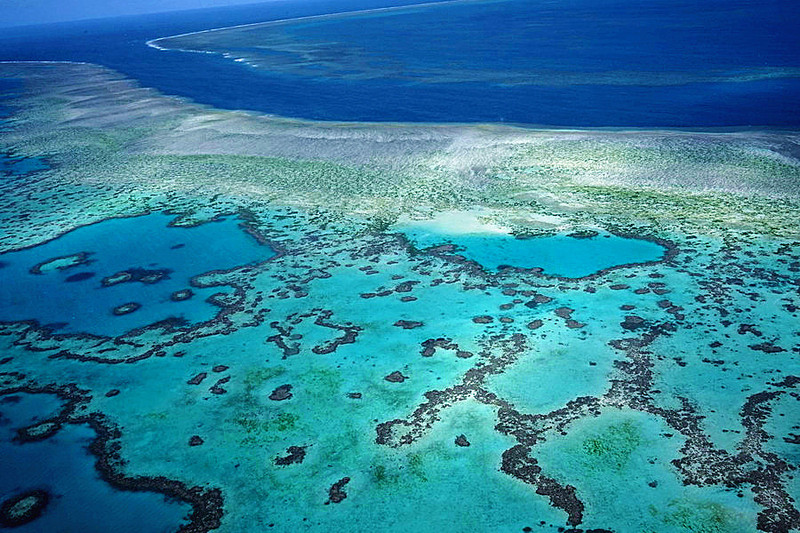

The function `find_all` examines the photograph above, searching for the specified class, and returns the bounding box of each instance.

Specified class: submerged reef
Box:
[0,489,50,527]
[0,62,798,532]
[29,251,92,274]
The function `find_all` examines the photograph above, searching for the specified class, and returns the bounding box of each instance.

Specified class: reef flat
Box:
[0,62,799,532]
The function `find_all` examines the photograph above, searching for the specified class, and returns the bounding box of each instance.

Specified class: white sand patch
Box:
[395,209,510,235]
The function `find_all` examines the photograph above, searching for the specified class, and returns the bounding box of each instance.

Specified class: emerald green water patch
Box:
[656,499,757,533]
[364,399,568,531]
[580,419,641,471]
[533,409,761,532]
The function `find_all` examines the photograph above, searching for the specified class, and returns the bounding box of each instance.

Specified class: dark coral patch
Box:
[0,489,50,528]
[784,434,800,444]
[501,445,583,526]
[29,252,92,275]
[209,376,230,395]
[620,315,647,331]
[187,373,208,385]
[750,342,786,354]
[325,477,350,504]
[421,338,452,357]
[170,289,194,302]
[395,281,419,293]
[111,302,141,316]
[269,384,293,401]
[394,320,424,329]
[567,230,600,239]
[16,420,61,442]
[101,267,171,287]
[554,307,574,319]
[102,271,132,286]
[275,445,308,466]
[384,371,408,383]
[737,323,763,337]
[310,311,362,355]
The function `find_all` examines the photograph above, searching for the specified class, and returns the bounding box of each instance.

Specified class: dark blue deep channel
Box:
[0,0,798,127]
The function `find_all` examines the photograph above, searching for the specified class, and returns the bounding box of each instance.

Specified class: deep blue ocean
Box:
[0,0,799,127]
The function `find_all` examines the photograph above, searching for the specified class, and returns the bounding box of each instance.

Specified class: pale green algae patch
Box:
[533,409,760,532]
[0,62,798,532]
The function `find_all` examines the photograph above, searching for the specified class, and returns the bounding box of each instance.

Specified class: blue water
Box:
[402,230,666,277]
[0,78,22,124]
[0,153,48,179]
[0,213,274,337]
[0,0,798,127]
[0,393,189,532]
[197,0,800,88]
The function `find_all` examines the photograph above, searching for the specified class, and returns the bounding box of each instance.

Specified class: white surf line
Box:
[0,60,95,65]
[146,0,488,50]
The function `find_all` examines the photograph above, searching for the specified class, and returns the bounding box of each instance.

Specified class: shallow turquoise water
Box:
[0,206,797,532]
[0,213,274,336]
[400,228,667,277]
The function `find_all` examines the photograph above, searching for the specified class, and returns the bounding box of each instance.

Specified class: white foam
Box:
[146,0,478,51]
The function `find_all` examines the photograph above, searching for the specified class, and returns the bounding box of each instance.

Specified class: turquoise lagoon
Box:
[0,213,274,337]
[397,215,667,277]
